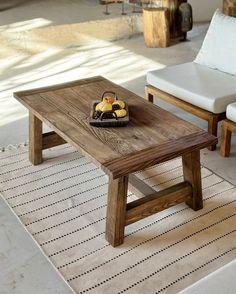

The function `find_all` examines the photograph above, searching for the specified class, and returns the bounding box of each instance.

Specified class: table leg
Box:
[182,150,203,211]
[105,176,128,247]
[29,112,43,165]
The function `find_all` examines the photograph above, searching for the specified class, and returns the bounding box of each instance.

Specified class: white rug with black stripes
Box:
[0,144,236,294]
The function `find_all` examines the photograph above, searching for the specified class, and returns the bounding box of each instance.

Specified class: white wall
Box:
[188,0,223,21]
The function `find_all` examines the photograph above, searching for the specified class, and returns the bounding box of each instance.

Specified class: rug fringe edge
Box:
[0,142,28,152]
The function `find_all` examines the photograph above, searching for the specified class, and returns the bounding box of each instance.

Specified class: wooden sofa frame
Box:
[145,85,226,151]
[220,119,236,157]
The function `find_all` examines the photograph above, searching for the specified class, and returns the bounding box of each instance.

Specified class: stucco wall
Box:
[188,0,223,21]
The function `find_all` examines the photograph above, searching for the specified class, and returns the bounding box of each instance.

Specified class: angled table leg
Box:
[29,112,43,165]
[105,176,128,247]
[182,150,203,211]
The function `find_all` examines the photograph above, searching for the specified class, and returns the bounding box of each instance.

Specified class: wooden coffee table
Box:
[14,76,217,247]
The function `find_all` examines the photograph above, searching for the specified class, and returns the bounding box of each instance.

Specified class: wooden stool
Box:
[143,7,170,47]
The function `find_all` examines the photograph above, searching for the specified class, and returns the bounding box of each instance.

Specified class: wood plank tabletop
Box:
[14,76,217,178]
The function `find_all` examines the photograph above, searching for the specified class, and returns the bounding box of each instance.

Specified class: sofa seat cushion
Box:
[226,102,236,123]
[147,62,236,114]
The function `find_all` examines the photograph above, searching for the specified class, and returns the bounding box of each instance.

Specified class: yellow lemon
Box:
[101,102,112,112]
[95,101,104,111]
[112,100,126,109]
[114,109,127,118]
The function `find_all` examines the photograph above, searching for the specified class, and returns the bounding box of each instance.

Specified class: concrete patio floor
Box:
[0,0,235,293]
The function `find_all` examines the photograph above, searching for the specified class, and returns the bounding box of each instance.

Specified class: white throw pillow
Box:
[194,9,236,76]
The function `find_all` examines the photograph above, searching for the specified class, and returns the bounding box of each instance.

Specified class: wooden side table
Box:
[142,0,189,48]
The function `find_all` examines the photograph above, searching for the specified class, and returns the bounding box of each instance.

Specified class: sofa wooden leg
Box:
[220,120,232,157]
[145,86,154,103]
[208,115,218,151]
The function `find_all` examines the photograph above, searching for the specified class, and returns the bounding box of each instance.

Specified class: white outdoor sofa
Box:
[146,9,236,151]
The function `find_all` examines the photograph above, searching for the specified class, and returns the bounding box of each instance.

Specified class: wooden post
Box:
[182,150,203,211]
[223,0,236,16]
[29,112,43,165]
[143,7,170,47]
[105,176,128,247]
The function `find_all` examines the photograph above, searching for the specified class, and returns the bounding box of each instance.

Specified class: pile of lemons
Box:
[95,95,127,118]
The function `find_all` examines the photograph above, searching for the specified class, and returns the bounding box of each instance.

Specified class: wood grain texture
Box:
[14,76,103,98]
[182,150,203,211]
[162,0,187,38]
[42,131,66,150]
[142,0,188,47]
[220,119,236,157]
[143,8,170,48]
[14,77,216,178]
[103,132,217,179]
[15,87,120,168]
[29,112,43,165]
[105,176,128,247]
[223,0,236,16]
[126,181,192,225]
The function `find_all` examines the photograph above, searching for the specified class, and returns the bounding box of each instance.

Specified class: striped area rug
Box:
[0,144,236,294]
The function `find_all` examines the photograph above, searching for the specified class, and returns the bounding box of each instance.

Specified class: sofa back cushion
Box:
[194,9,236,76]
